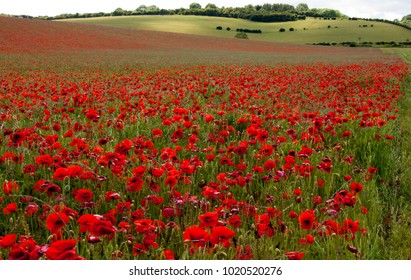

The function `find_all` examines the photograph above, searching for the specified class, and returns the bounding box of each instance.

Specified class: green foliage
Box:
[112,8,126,16]
[205,3,218,9]
[402,14,411,21]
[234,32,248,39]
[296,3,309,12]
[236,28,262,34]
[189,3,202,10]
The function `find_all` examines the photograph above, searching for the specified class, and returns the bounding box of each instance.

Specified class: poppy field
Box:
[0,17,410,260]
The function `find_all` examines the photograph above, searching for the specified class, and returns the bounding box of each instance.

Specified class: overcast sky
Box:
[1,1,409,20]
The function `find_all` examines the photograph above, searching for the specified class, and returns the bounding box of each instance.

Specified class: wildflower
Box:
[298,210,316,230]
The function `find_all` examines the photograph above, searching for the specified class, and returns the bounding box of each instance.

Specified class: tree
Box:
[112,8,126,16]
[189,3,202,9]
[146,5,160,12]
[205,3,218,9]
[296,3,309,12]
[136,5,147,12]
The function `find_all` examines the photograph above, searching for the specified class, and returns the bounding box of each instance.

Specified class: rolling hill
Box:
[60,15,411,44]
[1,15,390,68]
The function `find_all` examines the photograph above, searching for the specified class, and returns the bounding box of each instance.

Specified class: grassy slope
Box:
[61,15,411,44]
[379,49,411,259]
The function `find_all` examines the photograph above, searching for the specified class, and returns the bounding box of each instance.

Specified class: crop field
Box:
[0,16,410,260]
[62,15,411,44]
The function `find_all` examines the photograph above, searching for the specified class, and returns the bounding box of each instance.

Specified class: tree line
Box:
[29,3,344,23]
[349,17,411,31]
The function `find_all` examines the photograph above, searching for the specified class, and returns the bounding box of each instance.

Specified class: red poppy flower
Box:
[259,145,274,156]
[126,176,144,192]
[134,219,156,234]
[133,243,148,256]
[90,219,116,237]
[24,203,39,216]
[235,245,253,260]
[298,210,316,230]
[199,212,218,228]
[343,175,352,181]
[3,181,19,195]
[298,146,313,158]
[35,154,53,166]
[256,222,275,237]
[46,212,69,233]
[313,196,322,205]
[8,131,27,146]
[152,128,163,138]
[306,234,315,244]
[104,191,121,202]
[53,167,68,180]
[228,215,241,228]
[165,176,177,187]
[54,204,78,218]
[45,239,82,260]
[73,188,93,202]
[285,251,304,260]
[349,182,364,193]
[162,249,175,260]
[318,220,341,236]
[151,167,165,177]
[183,225,209,248]
[0,234,17,248]
[67,165,83,178]
[161,207,178,218]
[3,203,18,215]
[8,245,30,260]
[204,114,214,123]
[23,164,37,175]
[341,218,360,236]
[263,159,276,171]
[77,214,99,233]
[210,226,235,248]
[85,108,100,122]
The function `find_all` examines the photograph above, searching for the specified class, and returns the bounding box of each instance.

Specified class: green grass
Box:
[378,48,411,259]
[60,15,411,44]
[383,48,411,63]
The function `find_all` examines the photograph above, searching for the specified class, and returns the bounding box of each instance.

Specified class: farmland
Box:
[0,16,410,260]
[61,15,411,44]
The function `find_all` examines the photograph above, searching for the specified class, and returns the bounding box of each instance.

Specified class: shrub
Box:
[279,28,286,32]
[236,28,262,34]
[226,27,231,31]
[216,26,222,30]
[234,32,248,39]
[289,28,295,31]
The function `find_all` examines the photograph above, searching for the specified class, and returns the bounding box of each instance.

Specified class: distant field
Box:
[383,48,411,63]
[1,16,391,69]
[61,15,411,44]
